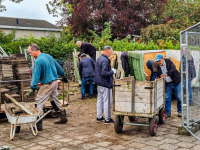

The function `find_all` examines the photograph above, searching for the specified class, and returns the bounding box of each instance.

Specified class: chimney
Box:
[16,18,19,24]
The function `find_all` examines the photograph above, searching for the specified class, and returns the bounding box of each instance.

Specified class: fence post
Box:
[99,47,101,55]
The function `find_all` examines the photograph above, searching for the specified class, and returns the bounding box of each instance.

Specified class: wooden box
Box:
[114,77,165,114]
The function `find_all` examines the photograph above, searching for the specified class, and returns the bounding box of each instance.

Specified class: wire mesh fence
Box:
[181,23,200,141]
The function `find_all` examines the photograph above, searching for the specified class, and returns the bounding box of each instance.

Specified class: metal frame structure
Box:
[180,22,200,141]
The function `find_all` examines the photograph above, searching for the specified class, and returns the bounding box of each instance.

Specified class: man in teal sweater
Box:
[25,44,68,131]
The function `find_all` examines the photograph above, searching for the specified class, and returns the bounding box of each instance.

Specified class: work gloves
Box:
[61,76,69,83]
[24,89,34,99]
[112,68,116,74]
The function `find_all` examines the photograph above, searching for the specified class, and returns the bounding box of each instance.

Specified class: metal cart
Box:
[113,77,166,136]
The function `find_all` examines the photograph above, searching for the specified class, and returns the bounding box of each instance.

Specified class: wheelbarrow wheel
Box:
[114,115,123,133]
[13,125,20,133]
[128,116,136,122]
[149,116,157,136]
[49,111,59,118]
[159,107,166,124]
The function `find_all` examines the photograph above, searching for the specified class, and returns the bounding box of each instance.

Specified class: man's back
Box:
[31,53,64,89]
[95,54,113,88]
[79,57,95,78]
[80,43,96,61]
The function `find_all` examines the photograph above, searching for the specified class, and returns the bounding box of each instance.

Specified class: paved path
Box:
[0,99,200,150]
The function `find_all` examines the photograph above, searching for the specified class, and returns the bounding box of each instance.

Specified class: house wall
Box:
[1,29,61,38]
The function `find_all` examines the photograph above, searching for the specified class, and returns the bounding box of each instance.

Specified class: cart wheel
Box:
[114,115,123,133]
[159,107,166,124]
[13,125,20,133]
[149,116,157,136]
[128,116,136,122]
[49,111,59,118]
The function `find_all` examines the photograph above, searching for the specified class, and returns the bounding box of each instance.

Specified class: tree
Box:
[47,0,167,39]
[0,0,24,12]
[141,0,200,44]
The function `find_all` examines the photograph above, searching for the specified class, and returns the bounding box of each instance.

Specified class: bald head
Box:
[76,41,82,47]
[103,45,113,57]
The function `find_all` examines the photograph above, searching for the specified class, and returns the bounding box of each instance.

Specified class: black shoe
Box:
[89,95,92,99]
[81,97,85,100]
[104,118,114,124]
[96,117,105,122]
[178,112,182,117]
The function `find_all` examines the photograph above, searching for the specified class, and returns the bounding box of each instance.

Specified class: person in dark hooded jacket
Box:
[156,54,182,118]
[121,52,130,77]
[182,44,196,105]
[76,41,96,61]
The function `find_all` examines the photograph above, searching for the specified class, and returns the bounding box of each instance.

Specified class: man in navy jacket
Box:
[95,46,115,124]
[79,53,95,100]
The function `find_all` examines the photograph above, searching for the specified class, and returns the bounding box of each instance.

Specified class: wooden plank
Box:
[134,81,153,92]
[134,91,152,103]
[115,101,132,112]
[156,88,164,99]
[156,96,164,109]
[17,67,30,72]
[134,103,152,114]
[115,80,133,85]
[1,68,12,71]
[156,78,164,89]
[2,74,13,78]
[115,91,132,102]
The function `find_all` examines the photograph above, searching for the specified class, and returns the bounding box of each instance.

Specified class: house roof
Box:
[0,16,62,31]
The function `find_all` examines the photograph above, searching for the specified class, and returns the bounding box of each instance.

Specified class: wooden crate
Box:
[114,77,165,114]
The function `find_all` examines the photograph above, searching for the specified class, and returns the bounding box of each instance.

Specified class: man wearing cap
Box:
[79,53,96,100]
[76,41,96,61]
[155,54,182,117]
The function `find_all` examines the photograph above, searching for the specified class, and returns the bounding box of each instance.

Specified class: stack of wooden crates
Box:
[11,54,35,102]
[0,54,35,105]
[0,57,20,103]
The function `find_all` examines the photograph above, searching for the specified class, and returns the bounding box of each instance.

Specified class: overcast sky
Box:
[0,0,61,25]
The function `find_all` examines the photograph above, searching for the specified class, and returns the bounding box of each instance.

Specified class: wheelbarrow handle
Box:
[35,109,54,124]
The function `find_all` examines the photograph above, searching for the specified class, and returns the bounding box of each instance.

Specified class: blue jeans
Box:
[146,60,157,81]
[183,79,193,104]
[165,82,182,115]
[81,76,94,97]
